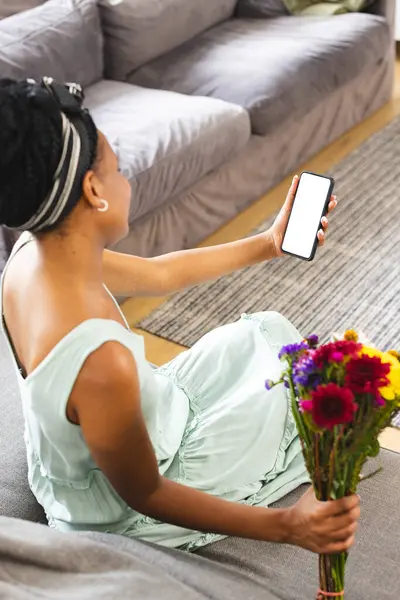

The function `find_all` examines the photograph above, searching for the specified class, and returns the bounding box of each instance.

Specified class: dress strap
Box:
[0,233,34,377]
[4,231,34,263]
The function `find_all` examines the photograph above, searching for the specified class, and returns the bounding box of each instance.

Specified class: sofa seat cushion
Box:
[0,0,103,88]
[84,81,251,226]
[0,330,46,522]
[129,14,390,136]
[199,450,400,600]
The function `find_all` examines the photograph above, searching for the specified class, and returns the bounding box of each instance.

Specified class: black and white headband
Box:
[20,77,92,233]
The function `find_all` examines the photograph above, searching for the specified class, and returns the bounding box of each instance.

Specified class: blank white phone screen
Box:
[281,173,331,259]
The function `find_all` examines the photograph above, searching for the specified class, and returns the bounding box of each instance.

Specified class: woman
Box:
[0,78,359,552]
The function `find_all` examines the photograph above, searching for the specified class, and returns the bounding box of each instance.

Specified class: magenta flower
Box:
[300,383,357,429]
[374,393,386,407]
[345,354,390,395]
[313,341,362,368]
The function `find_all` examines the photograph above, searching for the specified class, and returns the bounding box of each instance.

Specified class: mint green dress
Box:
[1,239,308,550]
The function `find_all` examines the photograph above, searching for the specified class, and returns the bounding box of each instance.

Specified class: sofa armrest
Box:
[237,0,395,24]
[367,0,395,36]
[235,0,289,19]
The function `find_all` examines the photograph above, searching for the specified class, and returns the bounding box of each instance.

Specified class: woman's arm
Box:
[70,343,358,554]
[102,232,276,297]
[103,177,336,297]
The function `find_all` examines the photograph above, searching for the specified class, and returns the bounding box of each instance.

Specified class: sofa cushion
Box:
[0,329,46,522]
[0,517,285,600]
[0,0,103,88]
[84,81,251,226]
[200,450,400,600]
[236,0,289,18]
[129,14,390,136]
[98,0,237,80]
[0,1,46,19]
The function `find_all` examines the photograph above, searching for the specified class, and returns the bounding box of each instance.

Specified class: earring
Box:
[97,199,109,213]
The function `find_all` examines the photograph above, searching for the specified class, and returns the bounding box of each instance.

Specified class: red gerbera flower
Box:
[345,354,391,395]
[313,341,362,368]
[300,383,357,429]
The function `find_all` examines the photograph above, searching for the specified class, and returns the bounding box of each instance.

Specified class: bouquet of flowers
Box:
[266,330,400,599]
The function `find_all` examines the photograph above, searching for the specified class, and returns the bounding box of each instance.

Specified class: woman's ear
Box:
[82,169,104,211]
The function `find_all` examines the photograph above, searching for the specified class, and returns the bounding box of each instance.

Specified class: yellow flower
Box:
[360,346,400,402]
[361,346,396,364]
[388,349,400,362]
[344,329,359,342]
[381,365,400,402]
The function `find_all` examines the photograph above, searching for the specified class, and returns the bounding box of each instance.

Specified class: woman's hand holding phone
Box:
[269,174,337,260]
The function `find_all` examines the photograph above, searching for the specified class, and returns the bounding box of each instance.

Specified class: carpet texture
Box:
[138,117,400,425]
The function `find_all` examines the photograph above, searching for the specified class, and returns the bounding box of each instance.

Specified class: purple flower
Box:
[278,342,308,360]
[297,355,316,375]
[293,373,309,386]
[293,355,320,389]
[307,374,322,389]
[265,379,274,391]
[306,334,319,348]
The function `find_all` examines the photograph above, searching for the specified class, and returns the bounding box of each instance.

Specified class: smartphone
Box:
[281,171,335,261]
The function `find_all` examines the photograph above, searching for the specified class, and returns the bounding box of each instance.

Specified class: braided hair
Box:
[0,78,98,231]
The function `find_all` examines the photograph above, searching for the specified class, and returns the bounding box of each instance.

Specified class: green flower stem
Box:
[319,553,345,597]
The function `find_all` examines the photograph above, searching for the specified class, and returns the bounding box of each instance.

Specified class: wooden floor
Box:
[122,58,400,453]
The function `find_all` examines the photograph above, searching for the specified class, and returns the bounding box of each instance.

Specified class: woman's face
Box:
[90,131,132,245]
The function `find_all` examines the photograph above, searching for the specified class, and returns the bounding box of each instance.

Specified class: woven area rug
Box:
[138,118,400,427]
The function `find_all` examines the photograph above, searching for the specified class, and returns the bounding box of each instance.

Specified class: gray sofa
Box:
[0,0,394,261]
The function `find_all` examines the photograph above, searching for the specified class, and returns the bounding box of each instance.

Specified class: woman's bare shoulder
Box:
[2,242,121,377]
